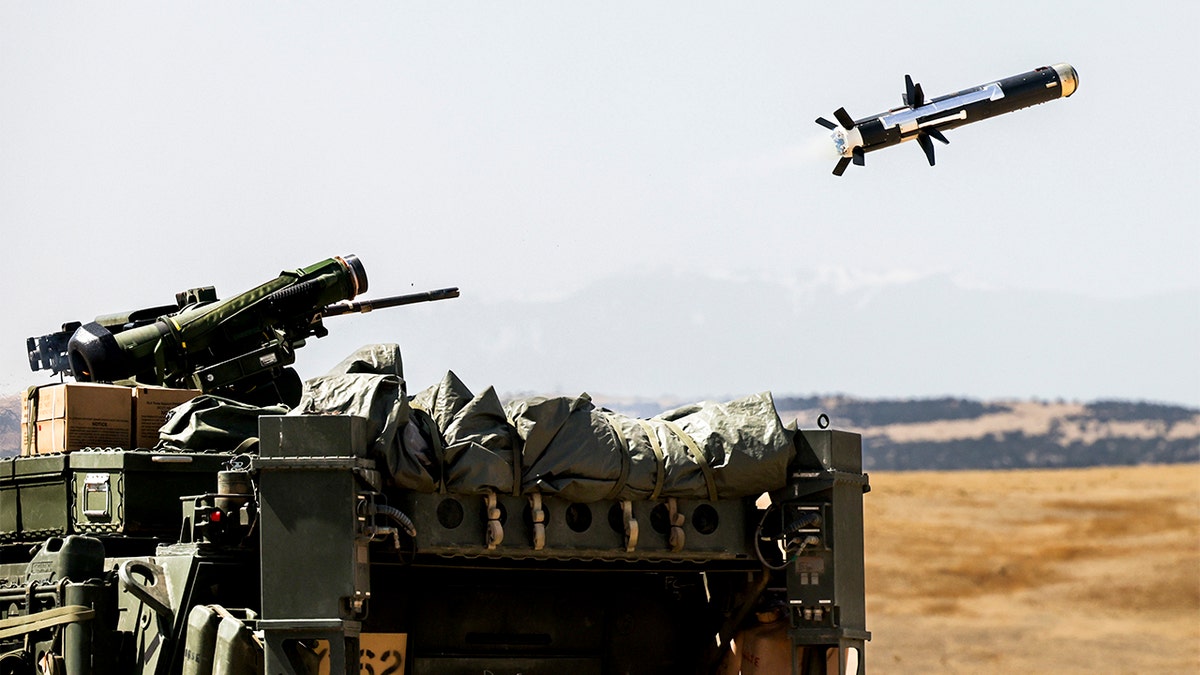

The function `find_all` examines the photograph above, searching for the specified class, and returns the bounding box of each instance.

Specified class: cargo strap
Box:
[600,413,632,501]
[511,425,522,498]
[22,386,38,456]
[635,420,667,501]
[0,605,95,640]
[662,420,718,502]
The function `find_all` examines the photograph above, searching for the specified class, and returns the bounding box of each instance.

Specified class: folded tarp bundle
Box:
[296,345,796,502]
[158,395,289,452]
[406,370,519,495]
[506,389,794,502]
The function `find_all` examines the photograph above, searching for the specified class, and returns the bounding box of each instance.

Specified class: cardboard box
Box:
[22,383,133,455]
[132,386,200,449]
[19,388,33,456]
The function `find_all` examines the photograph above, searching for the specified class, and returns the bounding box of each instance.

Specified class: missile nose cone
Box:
[1052,63,1078,97]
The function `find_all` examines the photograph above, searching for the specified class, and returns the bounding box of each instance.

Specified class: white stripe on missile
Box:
[920,111,967,128]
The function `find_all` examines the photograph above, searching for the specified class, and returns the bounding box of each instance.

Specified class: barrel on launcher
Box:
[322,286,460,317]
[816,63,1078,175]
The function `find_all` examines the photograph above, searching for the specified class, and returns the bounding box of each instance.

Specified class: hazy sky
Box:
[2,2,1197,405]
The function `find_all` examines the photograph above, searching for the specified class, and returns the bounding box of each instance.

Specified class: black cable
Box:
[373,503,417,539]
[754,503,793,571]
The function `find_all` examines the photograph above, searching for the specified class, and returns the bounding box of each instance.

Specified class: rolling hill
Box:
[3,390,1196,468]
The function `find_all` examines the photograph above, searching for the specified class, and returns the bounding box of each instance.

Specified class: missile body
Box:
[817,63,1078,175]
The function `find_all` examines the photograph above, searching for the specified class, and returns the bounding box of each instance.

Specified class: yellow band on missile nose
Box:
[1052,63,1078,97]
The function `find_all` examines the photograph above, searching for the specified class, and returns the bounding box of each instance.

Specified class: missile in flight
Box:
[816,63,1078,176]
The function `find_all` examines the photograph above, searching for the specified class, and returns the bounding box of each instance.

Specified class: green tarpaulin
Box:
[326,346,795,500]
[165,344,798,502]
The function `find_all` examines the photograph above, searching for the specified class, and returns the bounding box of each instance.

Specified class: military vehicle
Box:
[1,256,869,674]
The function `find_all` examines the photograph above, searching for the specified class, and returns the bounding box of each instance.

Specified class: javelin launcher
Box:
[817,63,1078,175]
[26,255,458,406]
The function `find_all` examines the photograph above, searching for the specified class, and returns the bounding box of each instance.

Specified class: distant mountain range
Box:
[0,397,17,457]
[4,391,1195,470]
[6,270,1196,423]
[299,271,1200,411]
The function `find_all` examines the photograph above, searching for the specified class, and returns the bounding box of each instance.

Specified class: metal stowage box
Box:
[0,450,230,544]
[68,450,230,536]
[256,414,372,620]
[256,415,373,675]
[784,429,871,674]
[0,454,70,543]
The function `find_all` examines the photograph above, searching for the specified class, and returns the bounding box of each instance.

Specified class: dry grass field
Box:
[862,463,1200,673]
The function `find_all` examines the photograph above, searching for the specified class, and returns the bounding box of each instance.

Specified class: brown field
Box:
[862,463,1200,673]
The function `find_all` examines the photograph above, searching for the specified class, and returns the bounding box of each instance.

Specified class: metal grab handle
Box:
[485,492,504,550]
[118,560,173,624]
[622,500,638,553]
[667,497,685,552]
[530,493,546,551]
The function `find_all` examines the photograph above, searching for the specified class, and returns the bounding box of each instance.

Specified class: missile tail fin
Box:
[917,132,936,166]
[852,147,866,167]
[928,128,950,145]
[833,107,855,130]
[822,108,860,176]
